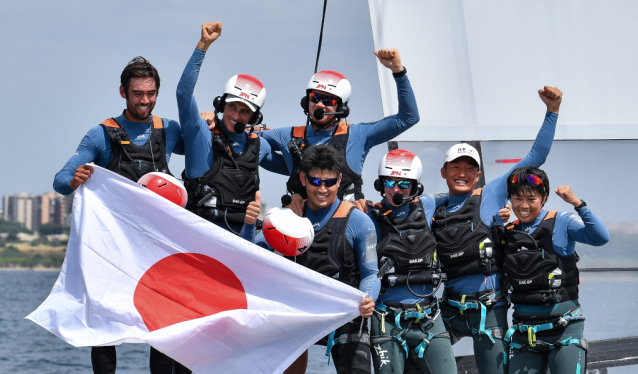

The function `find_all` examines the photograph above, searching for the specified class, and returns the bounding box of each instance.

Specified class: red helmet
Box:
[137,172,188,208]
[262,207,314,256]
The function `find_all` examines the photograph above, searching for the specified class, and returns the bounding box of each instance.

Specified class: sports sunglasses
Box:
[384,179,412,189]
[511,174,544,187]
[305,175,339,187]
[309,92,339,107]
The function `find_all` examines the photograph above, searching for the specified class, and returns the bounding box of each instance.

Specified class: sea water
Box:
[2,270,637,373]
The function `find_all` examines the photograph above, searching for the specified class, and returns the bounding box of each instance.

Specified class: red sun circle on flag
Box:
[134,253,247,331]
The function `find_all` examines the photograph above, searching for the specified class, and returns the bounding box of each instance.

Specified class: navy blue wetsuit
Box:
[505,208,608,374]
[176,48,288,237]
[438,111,558,374]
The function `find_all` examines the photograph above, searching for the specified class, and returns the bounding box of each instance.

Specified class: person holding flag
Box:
[249,144,380,374]
[52,57,186,373]
[176,22,288,235]
[431,86,563,374]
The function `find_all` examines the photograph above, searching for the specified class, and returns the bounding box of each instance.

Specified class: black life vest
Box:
[182,127,260,222]
[289,201,360,288]
[373,199,438,286]
[286,123,364,201]
[101,115,171,182]
[432,189,504,279]
[503,211,580,305]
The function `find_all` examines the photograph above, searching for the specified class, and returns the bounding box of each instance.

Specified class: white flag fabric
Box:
[27,166,364,374]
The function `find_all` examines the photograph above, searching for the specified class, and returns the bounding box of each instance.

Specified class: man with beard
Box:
[53,56,187,374]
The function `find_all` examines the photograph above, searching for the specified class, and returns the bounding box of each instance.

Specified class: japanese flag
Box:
[27,166,364,374]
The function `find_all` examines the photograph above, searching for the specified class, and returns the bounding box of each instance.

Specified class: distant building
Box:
[3,193,36,231]
[2,191,72,232]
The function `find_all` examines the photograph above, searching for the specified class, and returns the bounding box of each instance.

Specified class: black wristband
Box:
[392,66,407,78]
[574,199,587,212]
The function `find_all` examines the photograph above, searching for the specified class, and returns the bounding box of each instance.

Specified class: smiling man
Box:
[53,56,186,374]
[248,144,380,374]
[257,48,418,213]
[176,22,288,235]
[431,86,563,374]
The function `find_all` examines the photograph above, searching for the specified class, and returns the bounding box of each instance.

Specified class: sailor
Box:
[501,167,608,373]
[53,57,187,374]
[248,144,380,374]
[366,149,457,374]
[257,47,418,212]
[358,149,511,373]
[431,86,563,374]
[176,22,288,236]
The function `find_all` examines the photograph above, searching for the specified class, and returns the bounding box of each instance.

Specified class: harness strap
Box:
[325,328,371,365]
[503,307,587,364]
[412,332,451,359]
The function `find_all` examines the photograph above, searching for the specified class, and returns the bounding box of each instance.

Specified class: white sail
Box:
[367,0,638,141]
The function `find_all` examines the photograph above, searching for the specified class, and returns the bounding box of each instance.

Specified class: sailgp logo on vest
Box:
[450,251,464,258]
[136,134,146,140]
[232,199,245,204]
[409,259,424,264]
[518,279,532,285]
[313,222,320,228]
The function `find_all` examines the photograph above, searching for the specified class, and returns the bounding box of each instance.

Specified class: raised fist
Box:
[197,22,222,51]
[538,86,562,114]
[373,48,403,74]
[554,185,580,207]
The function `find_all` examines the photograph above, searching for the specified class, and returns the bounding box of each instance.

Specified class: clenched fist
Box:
[538,86,562,114]
[373,48,403,74]
[197,22,222,51]
[554,185,581,207]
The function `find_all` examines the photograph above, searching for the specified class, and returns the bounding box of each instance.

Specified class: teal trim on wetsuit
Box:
[53,112,184,196]
[368,193,456,374]
[258,74,419,176]
[505,207,608,374]
[253,198,380,300]
[438,111,558,374]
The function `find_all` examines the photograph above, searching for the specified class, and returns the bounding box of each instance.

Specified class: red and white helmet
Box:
[378,149,423,181]
[262,207,314,257]
[306,70,351,103]
[137,172,188,208]
[223,74,266,112]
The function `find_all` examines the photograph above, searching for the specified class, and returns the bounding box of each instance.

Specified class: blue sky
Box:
[0,0,385,208]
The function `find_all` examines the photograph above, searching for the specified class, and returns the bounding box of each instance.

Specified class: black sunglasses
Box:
[305,175,339,187]
[309,92,339,107]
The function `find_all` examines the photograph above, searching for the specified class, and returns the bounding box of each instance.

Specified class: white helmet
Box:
[262,207,315,257]
[306,70,351,103]
[223,74,266,112]
[378,149,423,181]
[138,172,188,208]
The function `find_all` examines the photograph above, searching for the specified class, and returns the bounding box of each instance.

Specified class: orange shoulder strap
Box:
[249,133,259,139]
[544,211,558,220]
[152,115,163,129]
[333,121,352,136]
[100,118,120,128]
[507,220,520,230]
[292,126,306,138]
[471,188,483,197]
[374,202,382,208]
[333,201,354,218]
